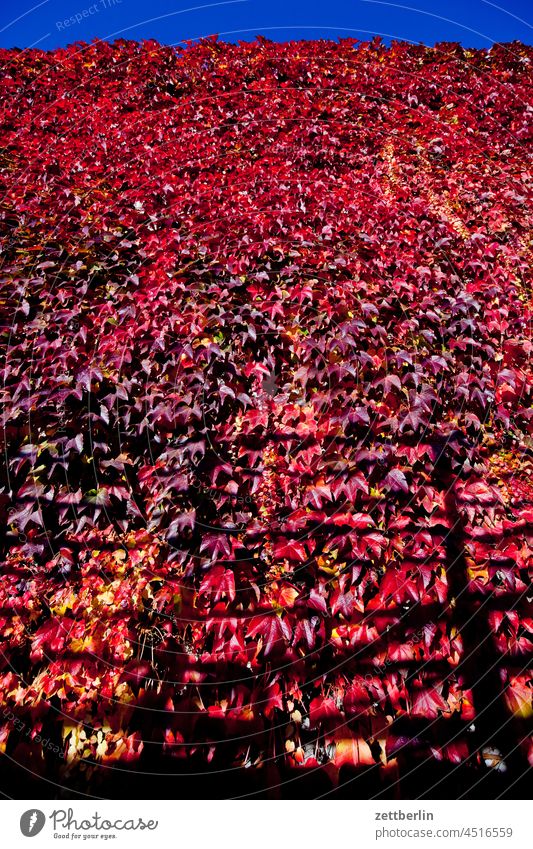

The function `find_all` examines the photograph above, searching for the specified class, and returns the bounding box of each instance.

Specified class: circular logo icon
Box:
[20,810,46,837]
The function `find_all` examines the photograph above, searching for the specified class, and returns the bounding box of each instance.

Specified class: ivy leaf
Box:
[384,469,409,494]
[247,614,291,656]
[199,565,236,603]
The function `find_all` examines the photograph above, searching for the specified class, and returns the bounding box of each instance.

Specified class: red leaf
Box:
[273,538,308,562]
[247,614,291,656]
[309,697,343,727]
[199,565,236,603]
[411,686,449,719]
[384,469,409,494]
[333,734,374,768]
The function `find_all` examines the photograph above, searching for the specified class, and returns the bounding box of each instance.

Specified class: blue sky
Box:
[0,0,531,50]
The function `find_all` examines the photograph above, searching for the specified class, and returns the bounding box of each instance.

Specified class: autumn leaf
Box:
[333,734,374,768]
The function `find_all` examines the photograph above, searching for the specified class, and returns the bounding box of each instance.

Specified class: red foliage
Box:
[0,37,531,796]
